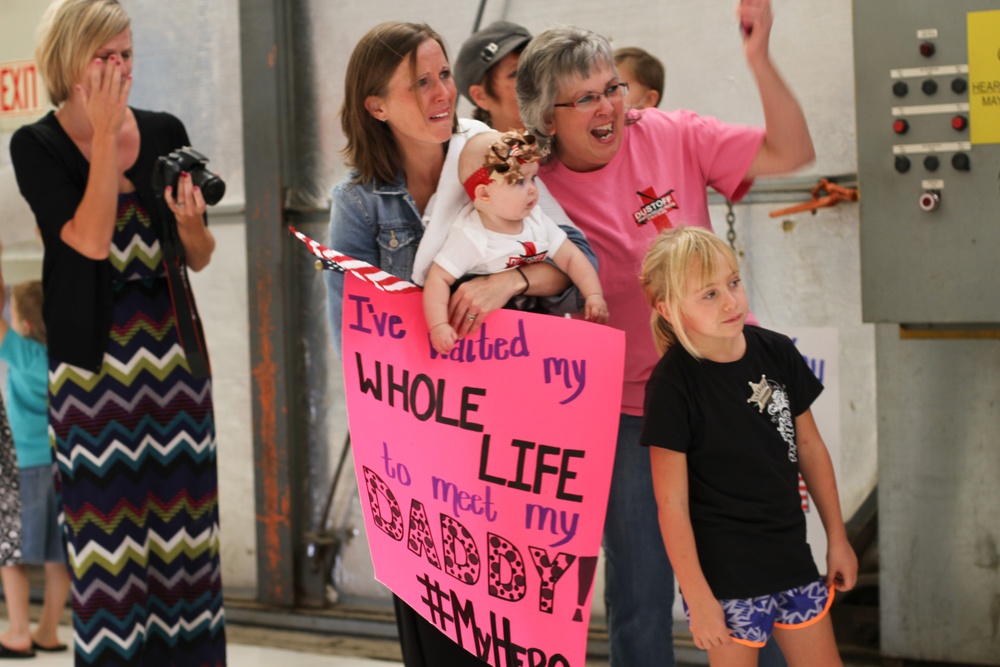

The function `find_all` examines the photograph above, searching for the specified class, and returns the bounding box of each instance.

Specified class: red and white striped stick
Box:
[289,226,421,295]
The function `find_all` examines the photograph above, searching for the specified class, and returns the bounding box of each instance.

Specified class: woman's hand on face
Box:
[447,270,521,337]
[165,172,207,226]
[78,56,131,138]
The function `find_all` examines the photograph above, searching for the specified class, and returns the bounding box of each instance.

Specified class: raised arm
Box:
[739,0,816,179]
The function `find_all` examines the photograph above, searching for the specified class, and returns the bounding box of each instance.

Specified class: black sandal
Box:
[0,643,34,659]
[32,641,68,653]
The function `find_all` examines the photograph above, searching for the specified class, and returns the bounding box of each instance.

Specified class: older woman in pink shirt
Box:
[515,2,815,665]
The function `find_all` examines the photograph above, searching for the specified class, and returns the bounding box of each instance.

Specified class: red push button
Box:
[952,115,967,131]
[893,119,909,134]
[919,41,936,57]
[919,191,940,212]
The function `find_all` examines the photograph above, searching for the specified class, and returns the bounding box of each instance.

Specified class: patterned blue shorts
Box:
[683,578,834,647]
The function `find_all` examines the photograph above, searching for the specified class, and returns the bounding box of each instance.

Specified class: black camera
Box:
[152,147,226,206]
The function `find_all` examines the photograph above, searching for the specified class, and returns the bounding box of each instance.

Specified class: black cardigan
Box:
[10,108,195,372]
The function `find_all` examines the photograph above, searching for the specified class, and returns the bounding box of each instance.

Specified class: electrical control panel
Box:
[853,1,1000,324]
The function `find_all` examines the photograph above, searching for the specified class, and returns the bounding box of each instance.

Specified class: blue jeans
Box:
[604,415,787,667]
[604,415,675,666]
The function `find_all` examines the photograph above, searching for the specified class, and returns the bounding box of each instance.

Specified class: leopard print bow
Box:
[484,130,545,184]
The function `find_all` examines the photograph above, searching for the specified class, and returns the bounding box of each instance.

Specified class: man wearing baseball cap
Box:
[455,20,532,132]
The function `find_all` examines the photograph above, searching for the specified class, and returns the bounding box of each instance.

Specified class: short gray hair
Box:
[516,25,616,152]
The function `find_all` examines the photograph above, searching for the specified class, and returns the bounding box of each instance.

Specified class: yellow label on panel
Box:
[967,10,1000,144]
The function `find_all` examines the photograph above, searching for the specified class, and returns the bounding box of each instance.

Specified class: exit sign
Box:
[1,60,44,118]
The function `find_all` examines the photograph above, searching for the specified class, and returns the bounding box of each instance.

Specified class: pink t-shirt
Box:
[541,108,764,416]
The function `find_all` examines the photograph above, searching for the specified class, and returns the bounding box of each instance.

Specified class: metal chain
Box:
[725,200,737,250]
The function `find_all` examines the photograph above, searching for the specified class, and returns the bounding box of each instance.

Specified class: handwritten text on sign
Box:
[342,275,625,667]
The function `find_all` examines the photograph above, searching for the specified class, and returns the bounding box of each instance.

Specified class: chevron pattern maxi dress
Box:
[48,193,226,666]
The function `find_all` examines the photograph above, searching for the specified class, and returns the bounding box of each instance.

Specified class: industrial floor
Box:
[1,630,884,667]
[7,621,611,667]
[2,598,881,667]
[1,626,395,667]
[1,620,884,667]
[0,623,606,666]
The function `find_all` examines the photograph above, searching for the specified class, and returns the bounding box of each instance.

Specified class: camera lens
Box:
[192,170,226,206]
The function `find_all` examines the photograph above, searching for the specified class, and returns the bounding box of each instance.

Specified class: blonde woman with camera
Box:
[9,1,225,664]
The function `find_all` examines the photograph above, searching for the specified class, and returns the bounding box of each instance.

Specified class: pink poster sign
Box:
[341,274,625,667]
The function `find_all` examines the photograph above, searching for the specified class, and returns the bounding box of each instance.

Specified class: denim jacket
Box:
[324,170,596,358]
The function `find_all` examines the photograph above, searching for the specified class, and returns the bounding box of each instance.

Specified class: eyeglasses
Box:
[553,82,629,111]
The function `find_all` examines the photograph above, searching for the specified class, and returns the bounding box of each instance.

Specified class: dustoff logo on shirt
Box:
[633,187,679,232]
[506,241,548,268]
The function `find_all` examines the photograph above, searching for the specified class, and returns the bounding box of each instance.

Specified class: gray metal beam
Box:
[238,0,301,607]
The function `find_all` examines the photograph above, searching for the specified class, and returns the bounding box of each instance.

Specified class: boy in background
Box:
[615,46,665,109]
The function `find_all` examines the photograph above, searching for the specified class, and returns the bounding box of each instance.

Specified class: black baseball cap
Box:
[454,21,532,104]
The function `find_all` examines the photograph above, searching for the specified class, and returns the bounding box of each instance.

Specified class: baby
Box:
[423,130,608,353]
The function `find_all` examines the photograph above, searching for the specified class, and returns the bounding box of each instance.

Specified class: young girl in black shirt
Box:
[638,227,856,666]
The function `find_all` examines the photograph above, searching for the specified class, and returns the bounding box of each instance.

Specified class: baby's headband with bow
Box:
[463,130,545,199]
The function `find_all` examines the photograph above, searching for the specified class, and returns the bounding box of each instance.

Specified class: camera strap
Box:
[154,199,211,379]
